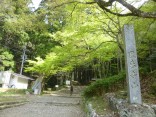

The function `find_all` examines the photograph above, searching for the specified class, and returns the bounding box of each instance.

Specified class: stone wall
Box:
[105,93,156,117]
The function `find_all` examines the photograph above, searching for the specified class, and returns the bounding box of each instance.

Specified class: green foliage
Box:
[0,0,155,91]
[151,82,156,96]
[150,70,156,96]
[0,47,14,70]
[0,0,64,73]
[83,71,126,98]
[25,2,119,76]
[25,57,45,74]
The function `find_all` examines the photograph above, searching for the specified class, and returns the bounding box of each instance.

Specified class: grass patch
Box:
[142,93,156,104]
[85,96,111,115]
[0,89,30,102]
[0,88,33,96]
[0,96,27,102]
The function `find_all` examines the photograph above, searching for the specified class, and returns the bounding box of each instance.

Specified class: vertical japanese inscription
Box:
[129,51,139,90]
[123,25,142,104]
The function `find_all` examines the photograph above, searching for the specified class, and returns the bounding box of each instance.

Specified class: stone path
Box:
[0,86,86,117]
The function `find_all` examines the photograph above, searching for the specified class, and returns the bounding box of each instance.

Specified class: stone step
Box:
[0,101,28,110]
[58,86,86,94]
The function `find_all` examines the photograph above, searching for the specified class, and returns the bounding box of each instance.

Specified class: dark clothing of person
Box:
[70,85,73,96]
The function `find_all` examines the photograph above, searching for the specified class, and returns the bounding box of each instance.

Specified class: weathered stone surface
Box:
[151,105,156,114]
[105,93,156,117]
[105,93,127,111]
[120,104,155,117]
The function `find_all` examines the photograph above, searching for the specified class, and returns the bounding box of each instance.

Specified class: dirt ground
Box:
[0,87,86,117]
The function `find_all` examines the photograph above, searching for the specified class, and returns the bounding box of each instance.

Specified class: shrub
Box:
[151,82,156,96]
[83,71,126,98]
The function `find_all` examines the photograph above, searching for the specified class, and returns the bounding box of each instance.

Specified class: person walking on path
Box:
[70,84,73,96]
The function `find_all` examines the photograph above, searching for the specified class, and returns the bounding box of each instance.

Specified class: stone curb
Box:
[86,103,98,117]
[50,94,81,98]
[0,101,26,106]
[0,101,28,110]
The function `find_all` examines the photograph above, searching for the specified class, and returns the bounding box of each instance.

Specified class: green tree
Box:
[0,47,14,71]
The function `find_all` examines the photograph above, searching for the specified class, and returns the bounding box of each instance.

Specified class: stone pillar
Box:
[123,24,142,104]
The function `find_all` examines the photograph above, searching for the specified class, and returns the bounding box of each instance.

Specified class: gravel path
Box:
[0,87,86,117]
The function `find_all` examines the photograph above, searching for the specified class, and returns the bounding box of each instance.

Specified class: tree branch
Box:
[95,0,156,18]
[48,0,156,18]
[53,1,96,9]
[72,40,117,58]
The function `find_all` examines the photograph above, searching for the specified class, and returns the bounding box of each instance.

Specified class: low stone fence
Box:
[105,93,156,117]
[85,93,156,117]
[86,103,99,117]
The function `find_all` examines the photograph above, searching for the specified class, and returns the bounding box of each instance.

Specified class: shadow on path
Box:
[0,86,86,117]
